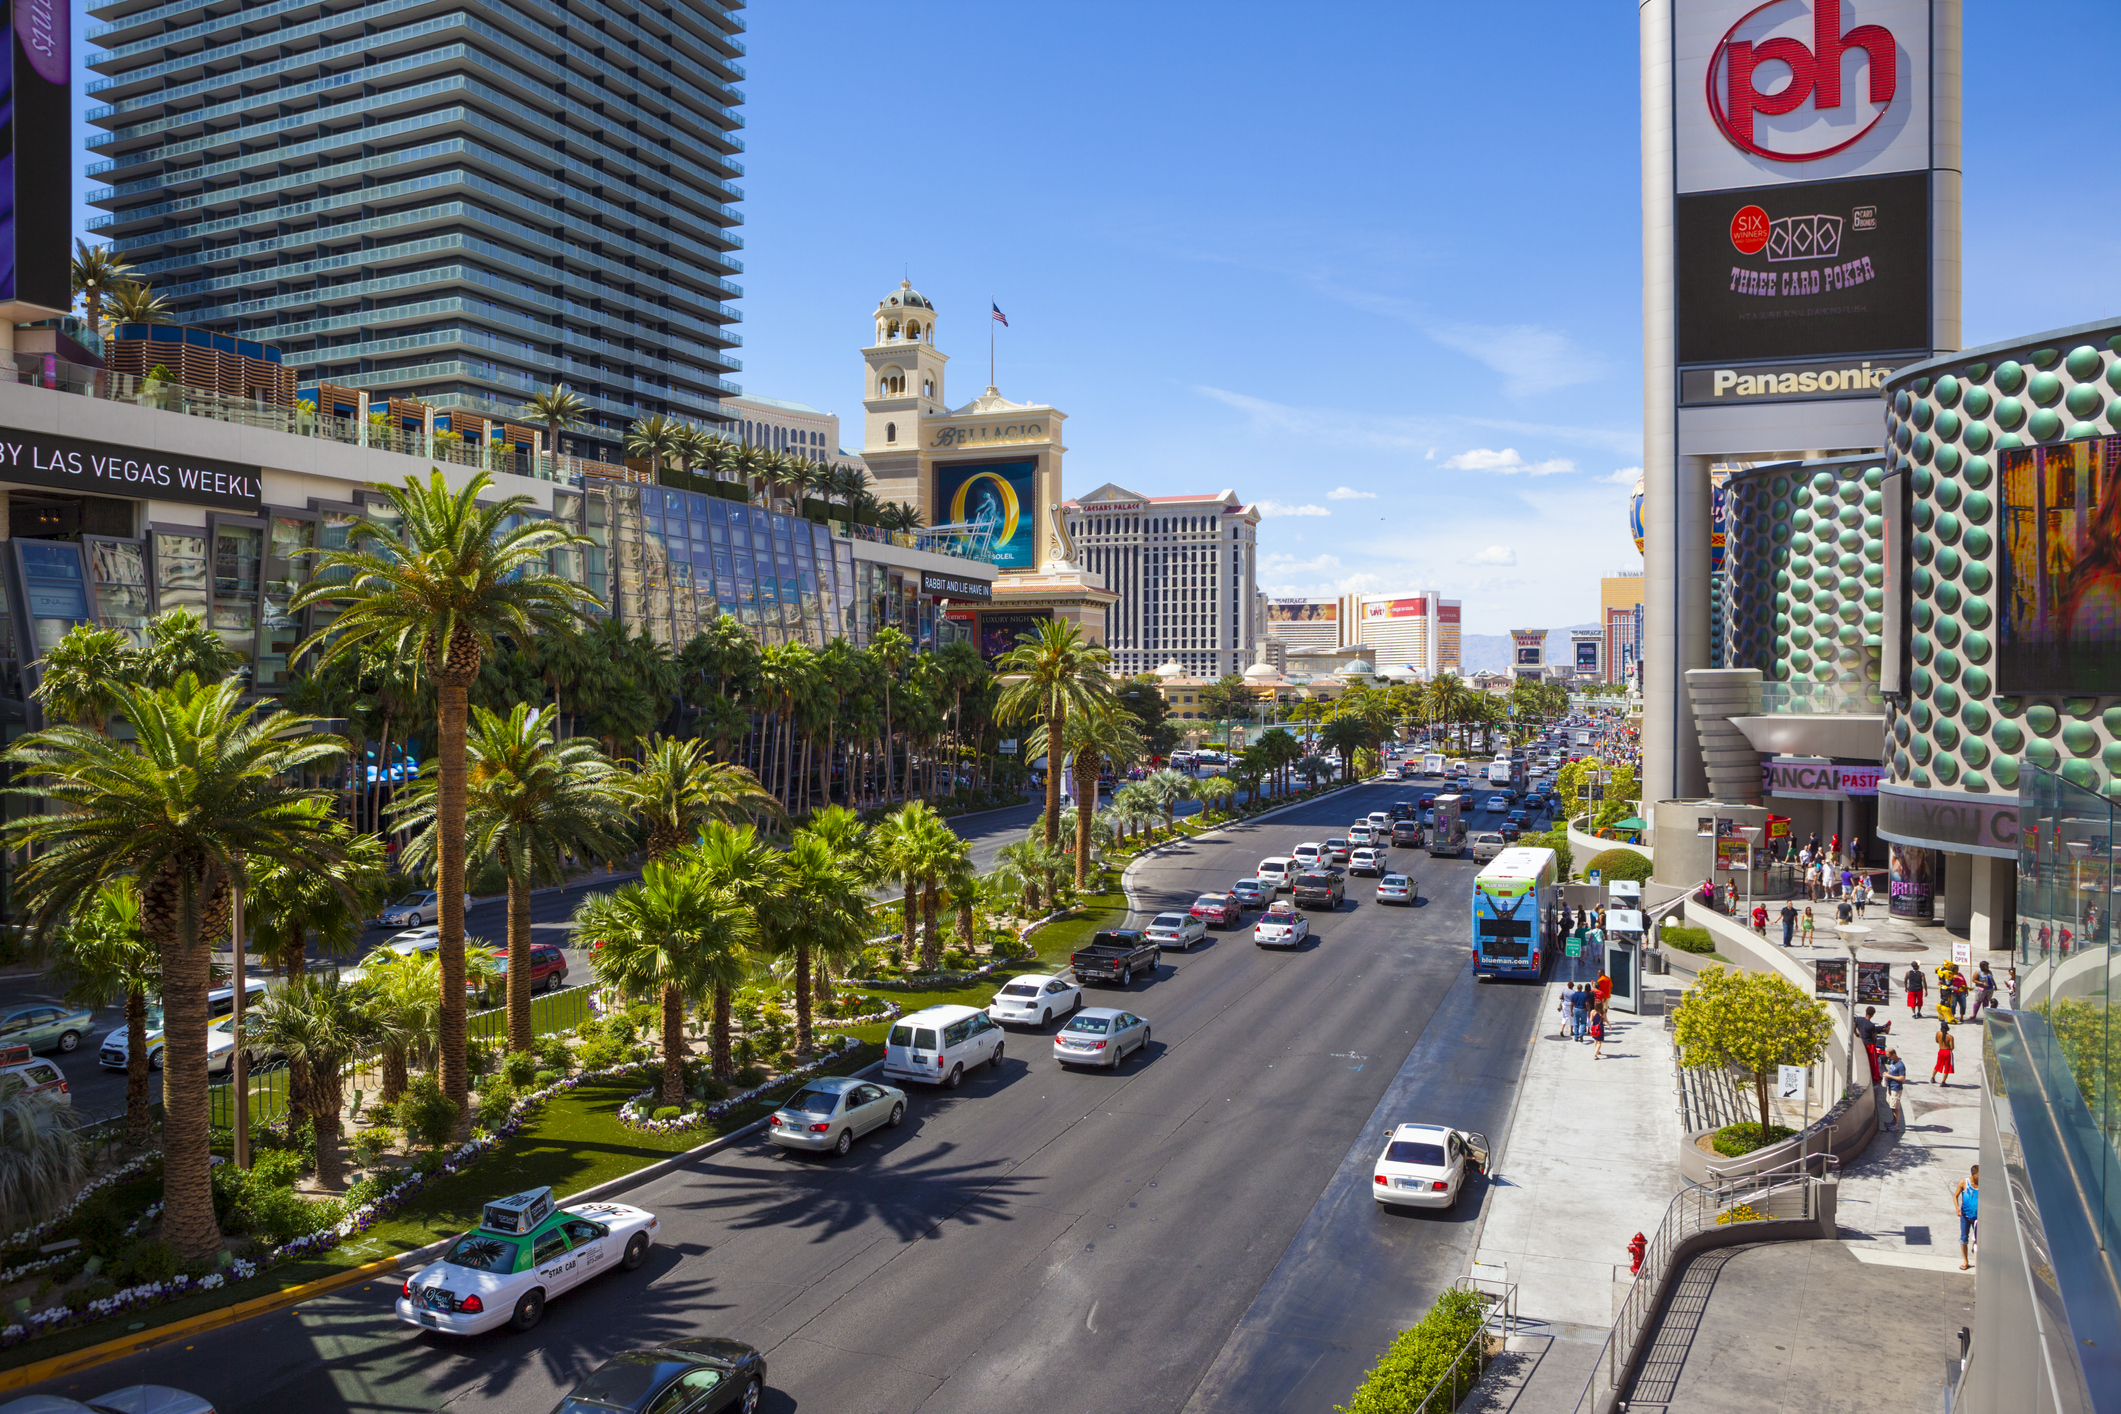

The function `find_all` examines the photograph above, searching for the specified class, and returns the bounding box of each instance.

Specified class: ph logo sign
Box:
[1708,0,1898,162]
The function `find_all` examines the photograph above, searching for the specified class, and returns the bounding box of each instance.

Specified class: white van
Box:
[884,1004,1006,1090]
[1368,811,1392,831]
[1291,843,1324,870]
[1256,857,1295,894]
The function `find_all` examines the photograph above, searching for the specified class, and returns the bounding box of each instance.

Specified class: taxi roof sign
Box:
[481,1186,554,1235]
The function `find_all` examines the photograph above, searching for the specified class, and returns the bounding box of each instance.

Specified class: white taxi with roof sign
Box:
[394,1186,658,1335]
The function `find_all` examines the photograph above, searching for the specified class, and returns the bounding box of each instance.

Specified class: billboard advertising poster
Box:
[1365,597,1426,620]
[0,0,70,311]
[936,458,1038,571]
[1677,171,1931,365]
[1998,437,2121,693]
[1515,648,1540,666]
[1855,961,1894,1006]
[1267,599,1336,623]
[1888,843,1934,919]
[976,609,1050,661]
[1575,641,1598,667]
[1813,956,1849,1001]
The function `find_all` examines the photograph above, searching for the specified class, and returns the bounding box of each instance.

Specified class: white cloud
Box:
[1464,546,1518,566]
[1256,500,1331,517]
[1426,321,1609,398]
[1326,486,1378,501]
[1604,465,1644,485]
[1442,447,1577,476]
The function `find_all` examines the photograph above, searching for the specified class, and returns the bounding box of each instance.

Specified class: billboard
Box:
[975,609,1051,661]
[0,0,70,312]
[1676,171,1932,366]
[1437,603,1461,625]
[936,457,1038,570]
[1267,599,1336,623]
[1364,597,1427,620]
[1999,438,2121,693]
[1575,640,1599,668]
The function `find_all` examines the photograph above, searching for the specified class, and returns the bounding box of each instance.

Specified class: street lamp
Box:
[1836,922,1873,1095]
[1738,825,1764,919]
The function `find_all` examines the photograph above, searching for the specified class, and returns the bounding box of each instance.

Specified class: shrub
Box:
[112,1238,179,1286]
[1584,848,1654,884]
[466,1038,499,1077]
[466,855,509,897]
[1662,925,1717,955]
[245,1186,343,1246]
[536,1035,573,1074]
[1337,1286,1489,1414]
[652,1106,682,1122]
[399,1075,461,1152]
[575,1016,608,1043]
[627,1001,659,1035]
[534,1069,560,1089]
[941,949,972,971]
[348,1128,393,1171]
[1711,1122,1797,1157]
[474,1082,517,1132]
[502,1050,539,1087]
[608,1012,639,1047]
[63,1279,117,1313]
[733,1065,767,1088]
[574,1038,623,1071]
[343,1176,388,1210]
[249,1147,307,1189]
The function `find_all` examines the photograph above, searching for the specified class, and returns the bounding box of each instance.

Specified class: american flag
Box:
[991,303,1008,327]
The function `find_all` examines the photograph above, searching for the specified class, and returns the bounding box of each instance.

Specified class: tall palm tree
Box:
[521,384,590,465]
[398,704,629,1051]
[1030,702,1142,888]
[71,240,133,334]
[762,830,869,1055]
[44,881,157,1147]
[105,280,173,326]
[31,625,136,732]
[797,805,875,1004]
[682,822,790,1079]
[871,801,936,966]
[1,676,351,1257]
[138,606,243,688]
[624,415,681,480]
[248,806,388,975]
[869,627,913,803]
[996,619,1114,850]
[914,822,970,970]
[250,972,395,1189]
[576,862,755,1101]
[292,469,597,1138]
[622,735,779,859]
[1142,767,1196,835]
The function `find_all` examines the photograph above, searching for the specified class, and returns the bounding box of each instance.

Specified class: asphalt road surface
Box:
[19,779,1551,1414]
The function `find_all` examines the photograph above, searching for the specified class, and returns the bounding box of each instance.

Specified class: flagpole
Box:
[989,306,995,389]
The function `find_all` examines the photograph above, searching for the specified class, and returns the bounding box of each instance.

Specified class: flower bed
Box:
[817,999,901,1029]
[615,1036,864,1135]
[846,960,1006,991]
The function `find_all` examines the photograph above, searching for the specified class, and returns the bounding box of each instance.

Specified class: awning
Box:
[1610,815,1648,831]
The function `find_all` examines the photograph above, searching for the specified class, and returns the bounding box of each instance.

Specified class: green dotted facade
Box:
[1726,457,1888,705]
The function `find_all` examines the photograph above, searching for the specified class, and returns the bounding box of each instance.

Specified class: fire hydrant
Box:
[1628,1231,1648,1275]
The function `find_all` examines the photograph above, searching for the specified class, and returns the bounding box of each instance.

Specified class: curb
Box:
[0,1059,886,1393]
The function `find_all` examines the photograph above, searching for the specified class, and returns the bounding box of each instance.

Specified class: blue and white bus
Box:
[1472,846,1557,979]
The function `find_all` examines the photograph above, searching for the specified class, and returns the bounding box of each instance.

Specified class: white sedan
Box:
[397,1195,657,1334]
[377,893,470,928]
[987,973,1083,1028]
[1372,1123,1489,1210]
[1376,874,1415,904]
[1143,912,1207,951]
[766,1076,906,1157]
[1254,906,1310,949]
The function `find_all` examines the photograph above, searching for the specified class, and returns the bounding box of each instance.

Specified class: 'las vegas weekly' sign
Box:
[1676,169,1929,368]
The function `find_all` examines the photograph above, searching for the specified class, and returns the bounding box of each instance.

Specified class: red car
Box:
[1190,893,1242,929]
[476,943,569,1002]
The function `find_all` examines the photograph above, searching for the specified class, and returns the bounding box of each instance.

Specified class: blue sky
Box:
[72,1,2121,635]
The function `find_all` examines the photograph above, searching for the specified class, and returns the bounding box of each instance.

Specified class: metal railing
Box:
[207,1059,291,1129]
[1572,1155,1835,1414]
[465,983,592,1046]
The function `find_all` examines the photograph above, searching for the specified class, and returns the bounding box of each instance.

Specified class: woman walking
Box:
[1799,906,1816,947]
[1933,1024,1957,1086]
[1590,999,1608,1060]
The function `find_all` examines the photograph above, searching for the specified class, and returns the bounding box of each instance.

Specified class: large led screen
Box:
[936,458,1038,570]
[1999,437,2121,692]
[0,0,70,310]
[1676,170,1931,365]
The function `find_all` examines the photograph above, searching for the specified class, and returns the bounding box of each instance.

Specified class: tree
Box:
[1142,767,1196,835]
[578,862,756,1101]
[363,949,444,1104]
[250,972,395,1189]
[248,808,389,975]
[1198,674,1256,725]
[763,830,871,1054]
[1113,674,1182,759]
[869,627,913,803]
[44,881,157,1147]
[1034,703,1142,887]
[996,620,1114,851]
[622,735,779,859]
[31,625,136,732]
[799,806,876,1004]
[105,280,173,326]
[1320,715,1373,782]
[2,676,351,1257]
[71,240,133,333]
[293,469,597,1139]
[1257,728,1302,797]
[0,1094,85,1228]
[1671,965,1834,1134]
[682,822,789,1079]
[398,704,629,1051]
[521,385,591,463]
[137,607,242,688]
[624,415,681,479]
[874,801,956,967]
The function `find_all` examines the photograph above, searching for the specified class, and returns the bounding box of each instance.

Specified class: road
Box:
[18,779,1551,1414]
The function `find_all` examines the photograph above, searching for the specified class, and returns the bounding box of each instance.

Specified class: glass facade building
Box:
[82,0,747,464]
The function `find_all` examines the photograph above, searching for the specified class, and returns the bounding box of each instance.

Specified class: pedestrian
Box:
[1595,971,1613,1008]
[1752,900,1768,933]
[1905,962,1927,1018]
[1933,1024,1957,1086]
[1854,1006,1890,1083]
[1591,1001,1607,1059]
[1936,964,1959,1023]
[1840,866,1854,899]
[1723,879,1738,915]
[1570,984,1590,1042]
[1954,1165,1979,1270]
[1970,962,1996,1019]
[1780,900,1798,948]
[1949,969,1970,1022]
[1848,836,1863,867]
[1836,897,1854,925]
[1854,879,1870,919]
[1556,985,1574,1040]
[1882,1048,1907,1131]
[1807,830,1820,857]
[2005,966,2019,1008]
[1800,906,1816,947]
[1830,831,1841,865]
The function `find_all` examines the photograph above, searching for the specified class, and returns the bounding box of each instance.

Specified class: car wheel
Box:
[1117,967,1130,988]
[1138,1027,1151,1057]
[622,1233,650,1270]
[945,1063,963,1090]
[990,1041,1005,1070]
[510,1289,545,1331]
[834,1128,853,1157]
[148,1048,163,1072]
[738,1377,763,1414]
[887,1102,905,1128]
[55,1030,80,1054]
[1040,1009,1052,1027]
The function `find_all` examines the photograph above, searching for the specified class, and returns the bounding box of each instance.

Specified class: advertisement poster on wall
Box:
[1267,599,1336,623]
[1998,437,2121,692]
[1889,843,1935,919]
[935,458,1038,570]
[1856,961,1894,1006]
[976,609,1050,661]
[1813,956,1849,1001]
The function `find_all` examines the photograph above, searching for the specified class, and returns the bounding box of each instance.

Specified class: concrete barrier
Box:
[1569,816,1652,867]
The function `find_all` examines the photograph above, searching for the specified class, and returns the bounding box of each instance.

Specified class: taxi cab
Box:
[396,1186,658,1334]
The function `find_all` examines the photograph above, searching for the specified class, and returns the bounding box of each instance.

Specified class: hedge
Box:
[1662,924,1716,955]
[1337,1286,1489,1414]
[1584,848,1654,884]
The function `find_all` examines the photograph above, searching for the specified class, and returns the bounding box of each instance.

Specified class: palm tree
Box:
[682,822,789,1079]
[624,415,681,480]
[869,627,913,803]
[913,820,969,971]
[105,280,173,326]
[761,830,869,1055]
[398,704,628,1051]
[247,806,388,975]
[0,1094,85,1227]
[622,735,779,859]
[797,805,875,1005]
[871,801,938,966]
[1030,702,1142,888]
[292,469,597,1138]
[877,502,926,534]
[44,881,157,1148]
[521,384,591,465]
[996,619,1114,851]
[1,676,350,1257]
[31,625,136,732]
[1142,767,1196,835]
[250,972,395,1189]
[363,949,444,1103]
[138,606,243,688]
[71,240,133,333]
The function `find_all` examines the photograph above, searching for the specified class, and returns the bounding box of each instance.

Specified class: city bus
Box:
[1472,846,1557,980]
[1427,794,1467,857]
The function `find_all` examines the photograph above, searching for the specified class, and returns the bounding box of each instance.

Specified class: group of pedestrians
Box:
[1556,973,1614,1058]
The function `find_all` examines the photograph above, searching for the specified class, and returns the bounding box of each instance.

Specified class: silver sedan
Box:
[766,1076,907,1157]
[1053,1008,1151,1069]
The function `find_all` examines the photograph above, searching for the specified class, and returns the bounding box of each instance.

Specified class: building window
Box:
[885,422,897,443]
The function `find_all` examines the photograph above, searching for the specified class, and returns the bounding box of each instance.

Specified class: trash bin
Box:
[1643,949,1668,976]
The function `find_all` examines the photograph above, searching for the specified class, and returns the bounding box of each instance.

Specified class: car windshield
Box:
[1387,1140,1448,1167]
[1152,915,1185,929]
[1383,876,1406,886]
[1001,984,1040,998]
[1195,897,1223,907]
[1065,1016,1110,1035]
[785,1088,839,1115]
[390,894,429,909]
[443,1233,520,1272]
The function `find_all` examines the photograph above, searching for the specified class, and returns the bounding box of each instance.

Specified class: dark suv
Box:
[1390,820,1424,847]
[1292,871,1346,910]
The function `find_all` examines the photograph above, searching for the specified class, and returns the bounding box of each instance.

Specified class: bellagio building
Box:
[1061,486,1262,679]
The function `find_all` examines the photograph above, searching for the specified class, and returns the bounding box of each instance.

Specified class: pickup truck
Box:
[1070,930,1161,987]
[1292,871,1346,910]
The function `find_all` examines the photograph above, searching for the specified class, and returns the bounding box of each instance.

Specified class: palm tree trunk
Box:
[288,1058,316,1142]
[660,984,685,1102]
[921,880,941,970]
[1073,749,1098,889]
[314,1068,345,1190]
[382,1047,408,1104]
[124,988,151,1149]
[436,678,472,1140]
[506,872,533,1054]
[711,985,733,1081]
[794,941,813,1055]
[371,715,392,840]
[900,875,918,967]
[161,880,219,1257]
[814,957,835,1005]
[1044,692,1066,848]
